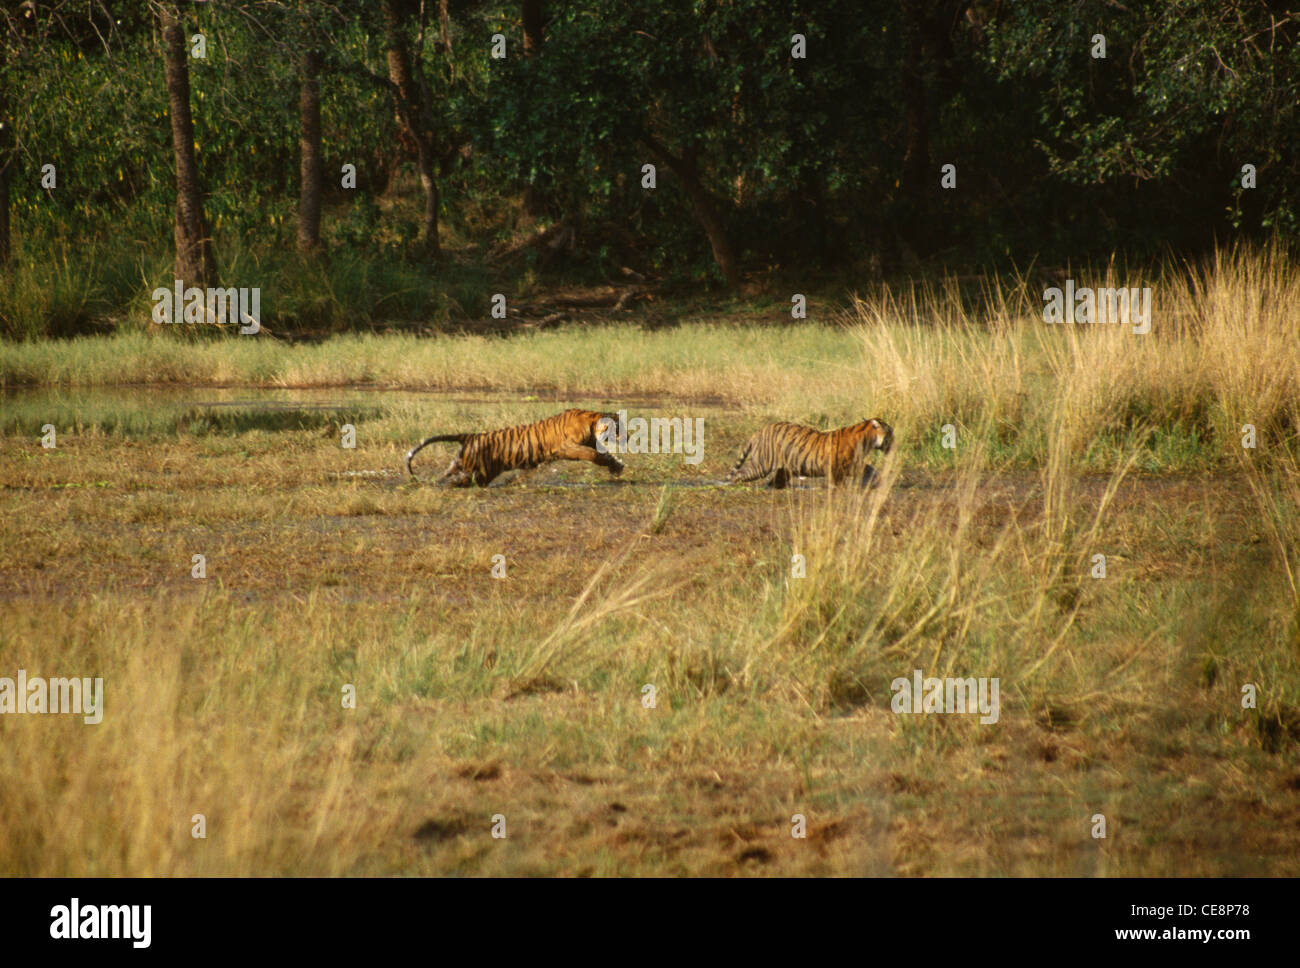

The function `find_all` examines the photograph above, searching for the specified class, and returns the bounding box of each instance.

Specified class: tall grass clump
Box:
[733,413,1141,720]
[0,245,110,340]
[849,242,1300,469]
[1,243,1295,473]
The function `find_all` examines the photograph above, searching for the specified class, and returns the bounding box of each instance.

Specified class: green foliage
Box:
[0,0,1295,336]
[983,0,1300,244]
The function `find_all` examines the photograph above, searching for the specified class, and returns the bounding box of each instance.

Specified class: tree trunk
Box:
[160,4,217,287]
[522,0,543,55]
[521,0,545,216]
[641,134,739,288]
[0,117,11,268]
[383,0,439,256]
[900,26,930,205]
[521,0,547,217]
[896,0,965,260]
[678,169,738,289]
[1,29,13,266]
[418,155,439,252]
[297,46,323,252]
[439,0,453,58]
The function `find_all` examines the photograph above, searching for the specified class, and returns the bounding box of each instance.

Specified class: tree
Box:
[520,0,546,218]
[638,132,739,288]
[980,0,1300,245]
[159,2,217,286]
[382,0,439,255]
[0,93,11,267]
[0,0,32,268]
[522,0,542,55]
[484,1,886,286]
[297,5,323,253]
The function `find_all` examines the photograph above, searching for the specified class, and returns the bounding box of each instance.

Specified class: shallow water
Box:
[1,385,755,487]
[0,385,739,434]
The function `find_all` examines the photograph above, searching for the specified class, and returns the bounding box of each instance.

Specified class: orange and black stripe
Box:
[725,418,893,488]
[406,409,625,486]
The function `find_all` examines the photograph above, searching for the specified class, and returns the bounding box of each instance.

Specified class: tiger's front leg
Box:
[596,450,625,475]
[845,455,880,487]
[558,442,625,475]
[727,456,770,484]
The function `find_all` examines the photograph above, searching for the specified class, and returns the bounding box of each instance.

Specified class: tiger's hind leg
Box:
[436,460,476,487]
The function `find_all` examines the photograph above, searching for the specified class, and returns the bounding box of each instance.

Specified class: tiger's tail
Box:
[405,433,469,478]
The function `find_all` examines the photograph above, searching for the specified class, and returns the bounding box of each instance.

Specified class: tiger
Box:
[724,417,893,488]
[405,408,626,486]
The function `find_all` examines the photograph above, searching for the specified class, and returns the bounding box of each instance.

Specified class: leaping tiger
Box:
[405,408,625,486]
[725,417,893,488]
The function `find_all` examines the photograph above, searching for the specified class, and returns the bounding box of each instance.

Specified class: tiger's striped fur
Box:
[725,418,893,488]
[405,409,625,486]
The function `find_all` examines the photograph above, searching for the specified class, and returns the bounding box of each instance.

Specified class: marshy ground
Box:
[2,251,1298,875]
[1,384,1297,876]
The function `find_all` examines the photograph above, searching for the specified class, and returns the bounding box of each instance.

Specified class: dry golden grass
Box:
[1,245,1298,876]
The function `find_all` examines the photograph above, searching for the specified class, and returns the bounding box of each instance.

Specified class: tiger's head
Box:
[593,411,627,455]
[861,417,893,455]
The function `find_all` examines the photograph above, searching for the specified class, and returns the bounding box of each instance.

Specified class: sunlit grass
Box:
[1,244,1298,875]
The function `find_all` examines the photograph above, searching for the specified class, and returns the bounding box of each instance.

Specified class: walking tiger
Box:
[725,417,893,488]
